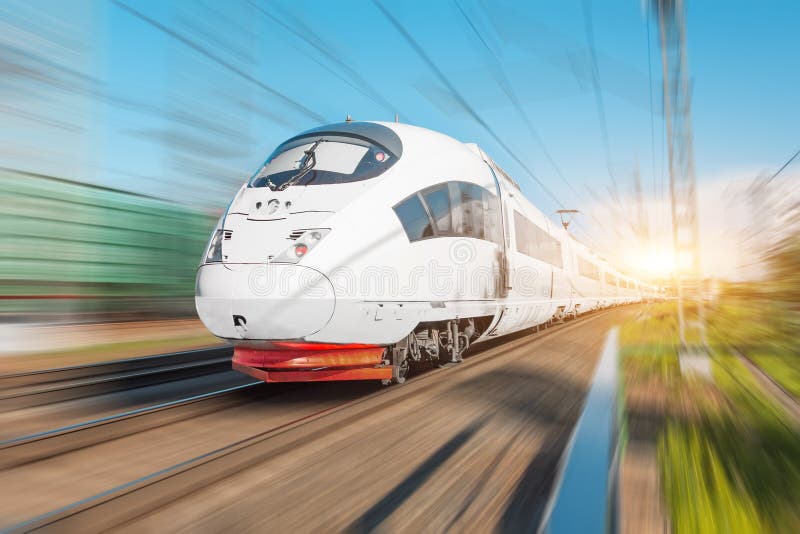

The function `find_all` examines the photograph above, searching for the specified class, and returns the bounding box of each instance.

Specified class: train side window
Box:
[397,181,499,243]
[394,194,434,241]
[513,211,563,268]
[451,182,485,239]
[483,189,501,244]
[468,183,486,239]
[422,185,452,234]
[577,256,600,281]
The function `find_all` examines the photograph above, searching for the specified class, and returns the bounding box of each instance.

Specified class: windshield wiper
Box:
[278,139,323,191]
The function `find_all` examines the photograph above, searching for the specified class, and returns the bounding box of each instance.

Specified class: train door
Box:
[557,233,576,315]
[495,194,553,332]
[547,221,572,316]
[483,162,510,299]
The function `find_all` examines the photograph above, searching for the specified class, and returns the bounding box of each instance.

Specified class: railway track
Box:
[4,307,626,533]
[0,347,234,411]
[0,381,261,470]
[733,347,800,425]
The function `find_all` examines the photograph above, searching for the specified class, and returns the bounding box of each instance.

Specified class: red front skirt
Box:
[232,342,392,382]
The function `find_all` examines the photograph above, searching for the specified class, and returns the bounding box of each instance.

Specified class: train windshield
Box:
[249,135,399,190]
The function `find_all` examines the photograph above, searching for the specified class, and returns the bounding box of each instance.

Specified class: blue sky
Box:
[3,0,798,274]
[93,1,800,207]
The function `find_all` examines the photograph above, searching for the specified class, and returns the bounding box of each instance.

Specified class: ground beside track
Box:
[115,308,635,533]
[0,319,224,372]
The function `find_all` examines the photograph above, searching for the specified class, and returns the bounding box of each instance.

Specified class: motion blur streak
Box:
[0,168,211,319]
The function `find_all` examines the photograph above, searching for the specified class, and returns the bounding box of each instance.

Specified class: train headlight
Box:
[203,229,224,264]
[293,244,308,258]
[273,228,330,263]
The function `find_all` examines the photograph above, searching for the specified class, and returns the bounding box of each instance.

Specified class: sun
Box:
[635,248,675,278]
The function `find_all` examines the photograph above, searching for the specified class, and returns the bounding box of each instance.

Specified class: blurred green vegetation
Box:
[0,169,216,317]
[622,302,800,534]
[764,231,800,304]
[708,298,800,398]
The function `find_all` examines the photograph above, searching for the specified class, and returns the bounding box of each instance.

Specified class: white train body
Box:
[195,122,656,383]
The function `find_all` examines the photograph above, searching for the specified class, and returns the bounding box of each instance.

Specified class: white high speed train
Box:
[196,121,656,384]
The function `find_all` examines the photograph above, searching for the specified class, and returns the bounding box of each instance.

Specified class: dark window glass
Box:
[395,181,498,243]
[422,186,451,233]
[513,211,563,268]
[394,194,433,241]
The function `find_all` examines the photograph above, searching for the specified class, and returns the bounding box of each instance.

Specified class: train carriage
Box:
[195,121,650,384]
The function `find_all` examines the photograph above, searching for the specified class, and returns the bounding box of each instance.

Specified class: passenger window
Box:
[394,194,433,241]
[577,256,600,281]
[452,182,485,239]
[422,186,452,233]
[394,181,498,243]
[513,211,563,268]
[483,190,501,244]
[468,184,485,239]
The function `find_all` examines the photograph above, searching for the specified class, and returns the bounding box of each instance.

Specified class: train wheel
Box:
[394,355,410,384]
[385,334,416,385]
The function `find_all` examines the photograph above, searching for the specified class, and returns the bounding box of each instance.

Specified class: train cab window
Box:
[249,134,399,190]
[394,194,434,241]
[422,185,452,233]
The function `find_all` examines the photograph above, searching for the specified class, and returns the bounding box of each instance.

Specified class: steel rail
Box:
[0,347,233,410]
[0,381,261,470]
[7,307,623,533]
[0,347,233,387]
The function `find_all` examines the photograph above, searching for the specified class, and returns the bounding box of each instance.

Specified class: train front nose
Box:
[195,263,335,341]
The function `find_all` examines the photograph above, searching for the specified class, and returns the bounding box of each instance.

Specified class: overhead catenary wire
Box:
[372,0,565,211]
[646,5,659,202]
[440,1,626,256]
[118,0,638,265]
[374,1,619,264]
[454,0,626,251]
[580,0,620,193]
[249,0,408,121]
[762,146,800,186]
[112,0,327,124]
[454,0,583,203]
[579,0,647,252]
